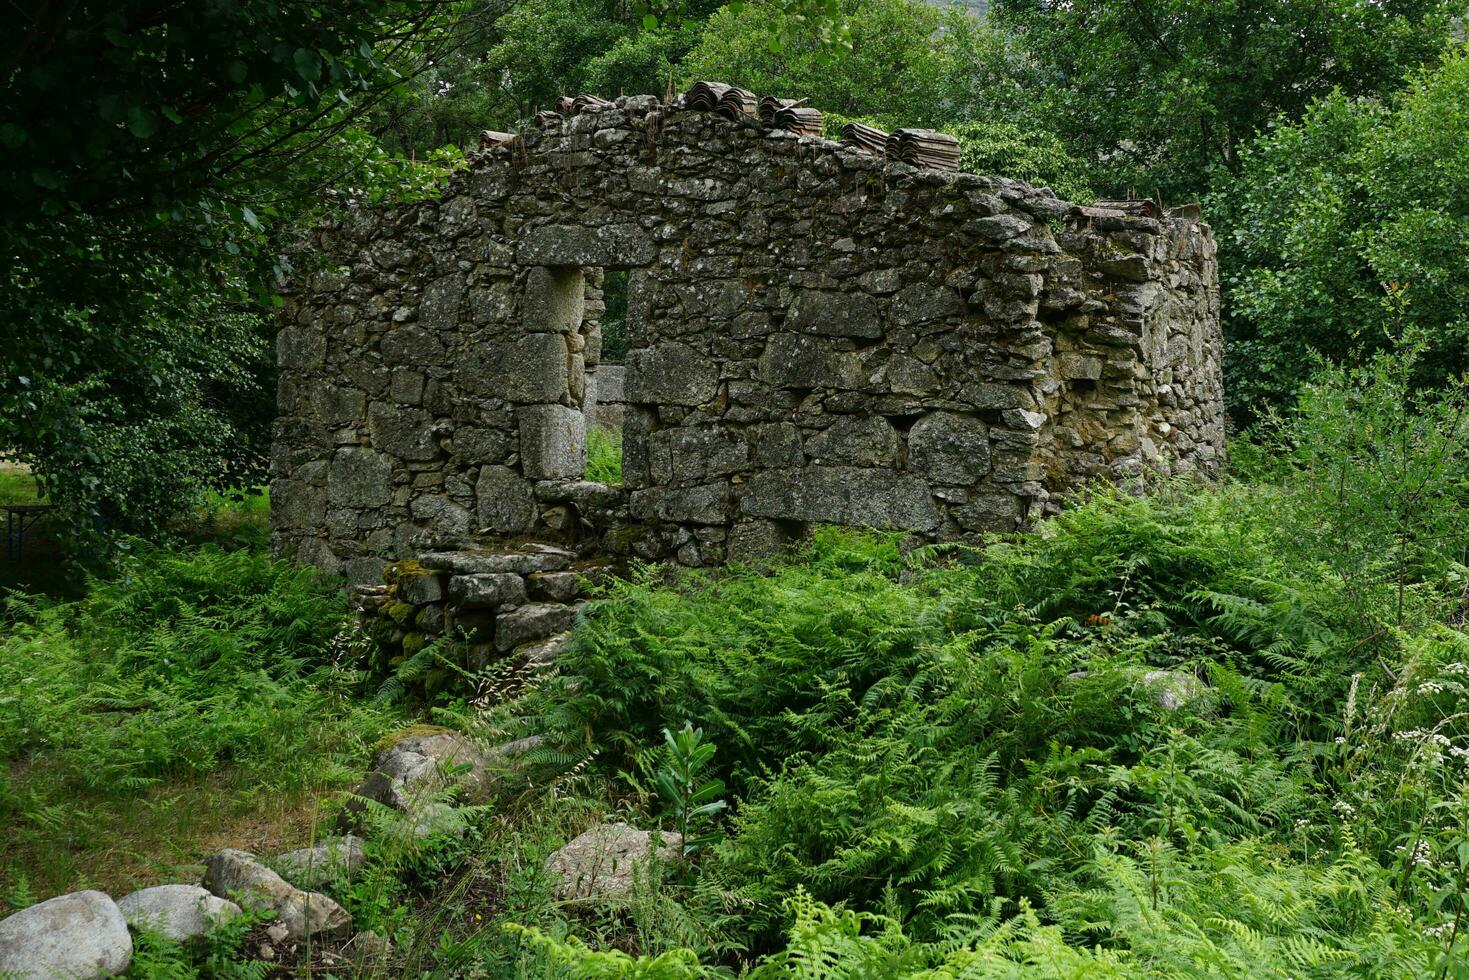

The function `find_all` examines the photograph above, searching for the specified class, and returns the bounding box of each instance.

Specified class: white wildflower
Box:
[1344,673,1360,731]
[1396,839,1433,867]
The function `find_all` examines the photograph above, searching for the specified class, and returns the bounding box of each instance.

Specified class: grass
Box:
[0,462,69,597]
[172,485,271,549]
[0,464,44,505]
[1,770,331,902]
[0,539,406,912]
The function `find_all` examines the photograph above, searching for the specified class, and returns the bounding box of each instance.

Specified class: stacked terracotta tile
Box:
[839,121,889,156]
[771,105,823,137]
[886,129,960,172]
[478,130,516,150]
[572,93,614,113]
[759,96,792,124]
[683,81,756,120]
[1095,199,1162,219]
[684,80,731,110]
[716,86,757,120]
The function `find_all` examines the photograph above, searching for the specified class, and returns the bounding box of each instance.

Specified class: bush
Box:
[949,119,1093,202]
[509,368,1469,966]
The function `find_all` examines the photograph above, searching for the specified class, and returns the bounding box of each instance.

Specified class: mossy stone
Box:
[602,526,643,555]
[383,558,430,586]
[423,669,455,697]
[386,602,417,626]
[366,618,401,646]
[402,632,428,658]
[373,723,457,756]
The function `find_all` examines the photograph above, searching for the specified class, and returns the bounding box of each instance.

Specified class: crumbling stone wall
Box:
[272,95,1223,581]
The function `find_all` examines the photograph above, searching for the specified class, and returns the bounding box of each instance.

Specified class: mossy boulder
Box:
[382,559,428,586]
[365,618,402,647]
[601,525,644,555]
[373,724,460,757]
[402,632,428,658]
[386,602,417,626]
[423,669,455,697]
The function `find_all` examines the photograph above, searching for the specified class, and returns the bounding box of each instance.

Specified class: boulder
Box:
[908,412,992,484]
[494,602,578,652]
[343,729,493,833]
[1140,669,1207,710]
[448,572,527,609]
[544,823,682,902]
[273,836,367,889]
[740,466,941,531]
[202,849,352,942]
[398,573,445,605]
[513,632,571,667]
[0,890,132,978]
[519,404,586,480]
[407,802,470,841]
[419,547,571,576]
[116,884,241,942]
[1066,667,1210,712]
[527,571,582,603]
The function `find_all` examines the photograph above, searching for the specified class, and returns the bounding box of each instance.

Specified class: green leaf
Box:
[126,106,158,139]
[293,48,322,83]
[0,123,25,149]
[643,13,659,28]
[97,93,124,124]
[31,168,63,189]
[240,206,260,230]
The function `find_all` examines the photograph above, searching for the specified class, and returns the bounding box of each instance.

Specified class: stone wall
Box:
[272,95,1223,580]
[353,542,604,696]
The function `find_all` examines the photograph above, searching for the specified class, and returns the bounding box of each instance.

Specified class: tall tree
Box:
[1215,48,1469,415]
[993,0,1465,200]
[1,1,493,540]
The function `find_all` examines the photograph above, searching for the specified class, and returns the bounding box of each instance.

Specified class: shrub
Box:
[514,416,1469,963]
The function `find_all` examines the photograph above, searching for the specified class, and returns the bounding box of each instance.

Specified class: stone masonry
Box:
[272,93,1223,581]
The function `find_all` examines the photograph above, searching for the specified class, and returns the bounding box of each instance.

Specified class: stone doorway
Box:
[519,260,644,488]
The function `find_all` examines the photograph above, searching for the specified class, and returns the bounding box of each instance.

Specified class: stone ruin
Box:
[271,91,1224,585]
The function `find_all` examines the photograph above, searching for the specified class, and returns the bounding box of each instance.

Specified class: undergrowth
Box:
[5,350,1469,978]
[0,543,403,904]
[482,481,1469,977]
[432,352,1469,977]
